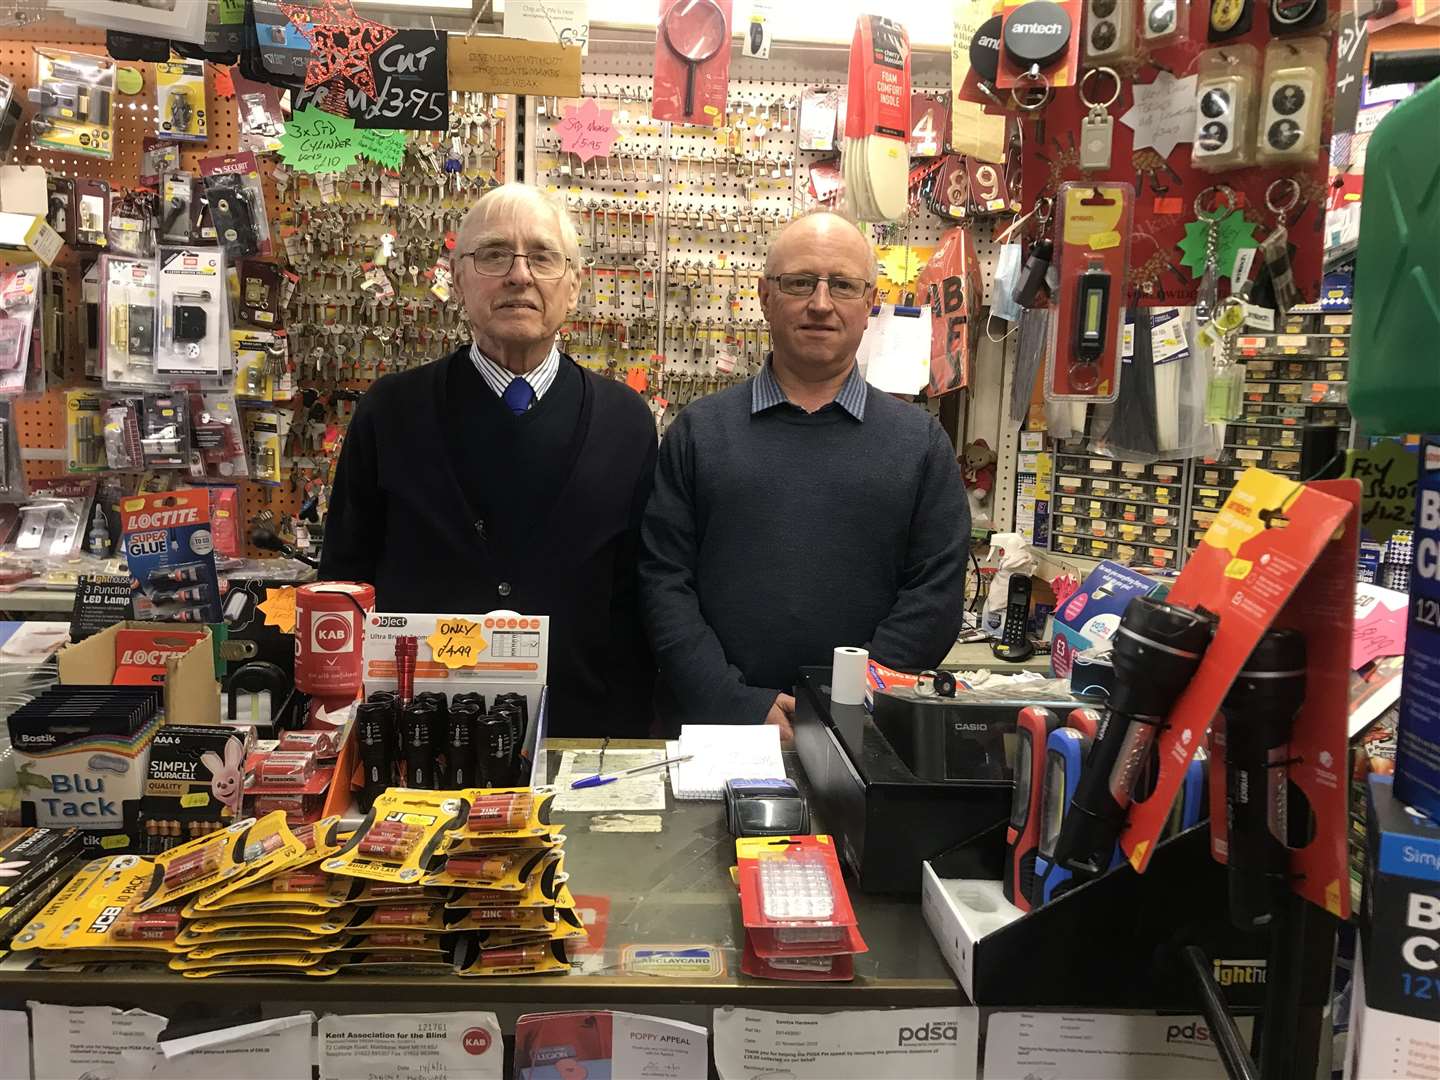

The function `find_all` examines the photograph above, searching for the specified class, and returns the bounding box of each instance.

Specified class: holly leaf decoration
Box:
[1177,212,1259,281]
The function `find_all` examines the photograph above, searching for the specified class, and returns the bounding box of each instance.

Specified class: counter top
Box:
[0,739,963,1012]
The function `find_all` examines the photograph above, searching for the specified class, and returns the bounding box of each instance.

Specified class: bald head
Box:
[764,210,879,281]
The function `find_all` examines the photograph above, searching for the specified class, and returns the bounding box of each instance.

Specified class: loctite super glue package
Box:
[121,488,221,623]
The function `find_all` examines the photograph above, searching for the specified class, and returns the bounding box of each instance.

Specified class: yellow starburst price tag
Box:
[258,587,297,634]
[427,618,487,670]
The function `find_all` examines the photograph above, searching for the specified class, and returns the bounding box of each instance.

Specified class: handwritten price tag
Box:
[427,618,487,670]
[278,107,360,175]
[259,587,297,635]
[557,99,618,163]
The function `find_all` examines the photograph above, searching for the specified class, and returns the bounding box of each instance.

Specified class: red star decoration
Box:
[277,0,397,99]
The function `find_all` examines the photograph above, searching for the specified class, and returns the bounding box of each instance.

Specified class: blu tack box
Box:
[1394,434,1440,822]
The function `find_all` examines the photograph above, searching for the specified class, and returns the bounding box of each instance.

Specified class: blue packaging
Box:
[1395,436,1440,821]
[1049,560,1165,679]
[120,488,221,625]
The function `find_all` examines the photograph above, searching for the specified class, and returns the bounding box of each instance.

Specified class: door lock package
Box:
[138,392,191,470]
[200,152,272,259]
[1046,181,1132,403]
[121,488,222,623]
[100,254,163,390]
[157,247,225,377]
[155,60,206,142]
[188,390,250,480]
[28,48,115,159]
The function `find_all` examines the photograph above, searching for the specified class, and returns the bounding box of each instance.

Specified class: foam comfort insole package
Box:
[843,15,911,222]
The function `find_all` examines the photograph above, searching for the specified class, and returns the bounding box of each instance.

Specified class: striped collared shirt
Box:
[470,340,561,410]
[750,357,868,421]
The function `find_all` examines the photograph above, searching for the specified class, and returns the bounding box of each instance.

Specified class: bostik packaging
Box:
[1120,471,1359,920]
[651,0,733,126]
[121,488,222,623]
[1394,436,1440,822]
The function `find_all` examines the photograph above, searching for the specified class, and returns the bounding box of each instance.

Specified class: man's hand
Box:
[765,692,796,746]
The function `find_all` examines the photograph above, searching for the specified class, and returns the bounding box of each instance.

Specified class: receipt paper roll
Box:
[831,646,869,706]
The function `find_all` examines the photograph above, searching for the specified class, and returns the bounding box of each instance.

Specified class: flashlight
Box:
[1033,727,1092,906]
[1223,628,1307,929]
[1005,706,1062,910]
[356,699,395,810]
[1069,261,1111,392]
[1066,707,1101,740]
[1055,596,1217,875]
[402,700,437,790]
[1165,752,1209,839]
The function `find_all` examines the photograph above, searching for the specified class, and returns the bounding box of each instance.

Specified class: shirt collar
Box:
[470,340,561,397]
[751,357,867,421]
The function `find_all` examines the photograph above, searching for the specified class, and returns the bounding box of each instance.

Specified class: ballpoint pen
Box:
[571,755,694,789]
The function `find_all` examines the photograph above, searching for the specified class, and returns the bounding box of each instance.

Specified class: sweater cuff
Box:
[737,684,782,725]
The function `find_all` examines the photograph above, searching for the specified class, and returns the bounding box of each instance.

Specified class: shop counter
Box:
[0,738,961,1018]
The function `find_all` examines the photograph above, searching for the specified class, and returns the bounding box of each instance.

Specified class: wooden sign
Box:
[448,37,582,97]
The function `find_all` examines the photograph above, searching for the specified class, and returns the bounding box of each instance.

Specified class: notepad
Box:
[671,724,786,800]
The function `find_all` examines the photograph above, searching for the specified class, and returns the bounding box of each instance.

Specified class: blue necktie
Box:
[501,378,535,415]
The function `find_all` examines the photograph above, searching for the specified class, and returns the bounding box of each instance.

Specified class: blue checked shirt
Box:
[749,358,868,421]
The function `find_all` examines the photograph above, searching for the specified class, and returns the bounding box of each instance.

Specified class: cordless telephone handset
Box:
[993,573,1036,662]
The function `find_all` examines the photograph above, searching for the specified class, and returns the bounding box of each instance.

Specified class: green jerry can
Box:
[1350,76,1440,436]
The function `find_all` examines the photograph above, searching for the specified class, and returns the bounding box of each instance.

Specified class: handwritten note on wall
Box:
[278,108,360,174]
[557,99,617,162]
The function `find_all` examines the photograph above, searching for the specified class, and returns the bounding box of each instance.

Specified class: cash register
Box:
[791,666,1085,895]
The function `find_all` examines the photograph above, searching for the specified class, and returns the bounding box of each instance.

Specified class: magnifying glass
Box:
[662,0,728,119]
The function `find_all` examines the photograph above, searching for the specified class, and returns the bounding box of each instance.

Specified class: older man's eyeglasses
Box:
[462,247,571,280]
[767,273,872,300]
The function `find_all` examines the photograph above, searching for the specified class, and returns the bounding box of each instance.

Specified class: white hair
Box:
[457,183,582,273]
[764,208,880,281]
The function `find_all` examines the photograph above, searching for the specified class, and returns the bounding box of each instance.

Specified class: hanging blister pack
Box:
[160,174,196,245]
[100,254,164,391]
[1192,44,1259,173]
[1046,182,1132,404]
[157,247,225,378]
[28,49,115,159]
[201,152,272,259]
[0,263,40,397]
[155,60,207,143]
[66,389,107,472]
[1255,36,1327,168]
[188,390,250,480]
[140,392,192,469]
[106,191,155,259]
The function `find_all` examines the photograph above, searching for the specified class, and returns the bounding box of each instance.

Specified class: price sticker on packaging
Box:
[428,618,487,669]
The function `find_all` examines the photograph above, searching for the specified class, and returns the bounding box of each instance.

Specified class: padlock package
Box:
[100,254,166,391]
[157,246,226,378]
[155,60,207,143]
[231,328,281,402]
[1045,181,1132,404]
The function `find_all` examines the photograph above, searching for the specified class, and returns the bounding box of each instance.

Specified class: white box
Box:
[361,611,550,725]
[920,862,1024,1002]
[1345,943,1440,1080]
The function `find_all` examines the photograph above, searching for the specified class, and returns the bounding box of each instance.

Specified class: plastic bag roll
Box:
[831,646,869,706]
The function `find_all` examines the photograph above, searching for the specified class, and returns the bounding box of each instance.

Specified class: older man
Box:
[322,183,657,737]
[640,210,970,739]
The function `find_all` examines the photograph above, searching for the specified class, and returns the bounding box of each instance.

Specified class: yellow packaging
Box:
[181,896,339,919]
[439,831,564,854]
[11,855,181,953]
[168,950,331,972]
[154,60,207,142]
[182,813,309,910]
[452,787,556,841]
[444,904,564,933]
[446,879,573,910]
[336,929,457,953]
[175,922,342,949]
[350,882,443,905]
[346,903,447,934]
[180,963,340,979]
[337,954,454,973]
[470,907,588,946]
[423,849,563,891]
[186,938,343,962]
[323,790,467,885]
[454,937,570,977]
[184,910,355,937]
[31,49,116,159]
[191,870,353,913]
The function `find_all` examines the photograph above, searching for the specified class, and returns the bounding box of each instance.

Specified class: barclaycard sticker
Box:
[620,944,726,978]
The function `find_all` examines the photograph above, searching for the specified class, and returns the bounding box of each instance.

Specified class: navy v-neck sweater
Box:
[321,347,659,738]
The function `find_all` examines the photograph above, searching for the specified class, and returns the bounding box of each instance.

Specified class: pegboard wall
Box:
[0,18,299,557]
[525,35,1005,432]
